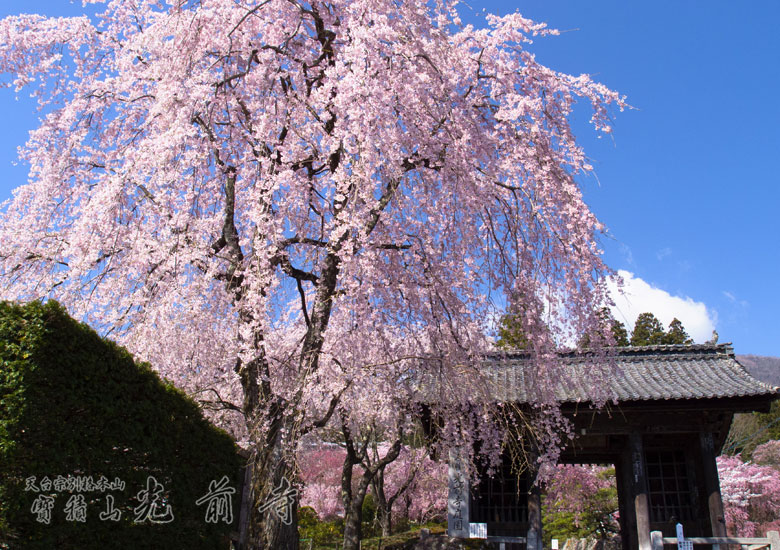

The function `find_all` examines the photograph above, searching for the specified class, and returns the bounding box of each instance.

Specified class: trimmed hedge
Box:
[0,300,241,550]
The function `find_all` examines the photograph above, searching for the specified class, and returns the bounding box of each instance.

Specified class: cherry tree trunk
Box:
[342,459,375,550]
[342,497,365,550]
[378,507,392,537]
[245,416,300,550]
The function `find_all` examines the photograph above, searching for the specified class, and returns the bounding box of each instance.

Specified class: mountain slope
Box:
[737,354,780,387]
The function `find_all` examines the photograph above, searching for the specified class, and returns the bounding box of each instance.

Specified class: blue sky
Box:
[0,1,778,355]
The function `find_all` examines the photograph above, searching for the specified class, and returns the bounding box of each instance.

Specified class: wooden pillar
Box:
[629,432,651,550]
[527,470,542,550]
[618,441,639,550]
[700,432,727,538]
[614,459,632,550]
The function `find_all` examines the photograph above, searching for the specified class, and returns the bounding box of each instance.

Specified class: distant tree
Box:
[717,454,780,536]
[299,445,346,519]
[338,414,405,550]
[724,413,766,458]
[724,401,780,459]
[753,441,780,470]
[496,312,530,350]
[612,319,631,347]
[543,465,619,544]
[370,443,446,535]
[630,313,667,346]
[664,318,693,345]
[755,403,780,446]
[578,307,630,348]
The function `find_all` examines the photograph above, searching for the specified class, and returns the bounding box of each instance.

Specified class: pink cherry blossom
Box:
[0,1,625,545]
[717,454,780,536]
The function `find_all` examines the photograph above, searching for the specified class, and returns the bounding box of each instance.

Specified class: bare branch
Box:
[228,0,272,37]
[303,381,352,434]
[193,387,244,415]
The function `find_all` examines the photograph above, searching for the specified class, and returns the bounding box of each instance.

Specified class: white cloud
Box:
[607,270,717,343]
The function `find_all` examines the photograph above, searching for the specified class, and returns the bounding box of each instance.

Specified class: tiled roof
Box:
[474,344,777,404]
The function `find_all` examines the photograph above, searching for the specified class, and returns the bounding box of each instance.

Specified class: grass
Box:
[305,521,481,550]
[308,522,490,550]
[359,522,446,550]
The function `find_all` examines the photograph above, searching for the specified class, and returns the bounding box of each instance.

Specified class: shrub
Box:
[0,300,241,550]
[298,506,344,547]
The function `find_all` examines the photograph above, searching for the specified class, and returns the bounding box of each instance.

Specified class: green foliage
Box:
[298,506,344,548]
[360,491,381,539]
[664,318,693,345]
[495,313,529,350]
[578,308,630,348]
[542,468,619,544]
[301,517,448,550]
[576,310,694,349]
[629,313,695,346]
[725,400,780,459]
[756,401,780,441]
[630,312,666,346]
[0,300,241,550]
[611,319,630,347]
[359,521,448,550]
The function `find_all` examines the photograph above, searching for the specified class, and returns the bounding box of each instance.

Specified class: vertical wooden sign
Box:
[447,447,469,538]
[629,432,651,550]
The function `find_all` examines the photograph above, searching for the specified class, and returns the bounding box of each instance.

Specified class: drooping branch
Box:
[193,387,244,415]
[270,252,319,284]
[302,381,352,435]
[211,169,245,293]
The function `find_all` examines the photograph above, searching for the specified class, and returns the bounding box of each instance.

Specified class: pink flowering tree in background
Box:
[298,437,446,533]
[299,444,346,519]
[397,448,448,525]
[752,440,780,470]
[369,441,419,537]
[370,441,447,535]
[542,464,619,543]
[0,0,625,547]
[337,399,408,550]
[717,451,780,536]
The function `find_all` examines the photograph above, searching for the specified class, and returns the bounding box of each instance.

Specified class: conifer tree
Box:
[577,307,629,348]
[630,312,666,346]
[611,319,630,347]
[663,318,693,345]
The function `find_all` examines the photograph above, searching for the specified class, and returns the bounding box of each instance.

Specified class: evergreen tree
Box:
[578,307,630,348]
[630,312,666,346]
[663,318,693,345]
[611,319,630,347]
[496,313,530,350]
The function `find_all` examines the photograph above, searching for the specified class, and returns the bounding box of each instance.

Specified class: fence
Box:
[651,524,780,550]
[486,535,527,550]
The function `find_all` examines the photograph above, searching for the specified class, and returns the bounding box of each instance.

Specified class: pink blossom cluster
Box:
[298,442,446,522]
[544,464,615,527]
[717,445,780,536]
[752,441,780,469]
[377,444,447,523]
[299,445,346,519]
[0,0,625,476]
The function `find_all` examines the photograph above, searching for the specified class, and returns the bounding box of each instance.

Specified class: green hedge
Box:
[0,300,241,550]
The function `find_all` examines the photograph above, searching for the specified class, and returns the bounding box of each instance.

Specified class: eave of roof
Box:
[445,344,778,405]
